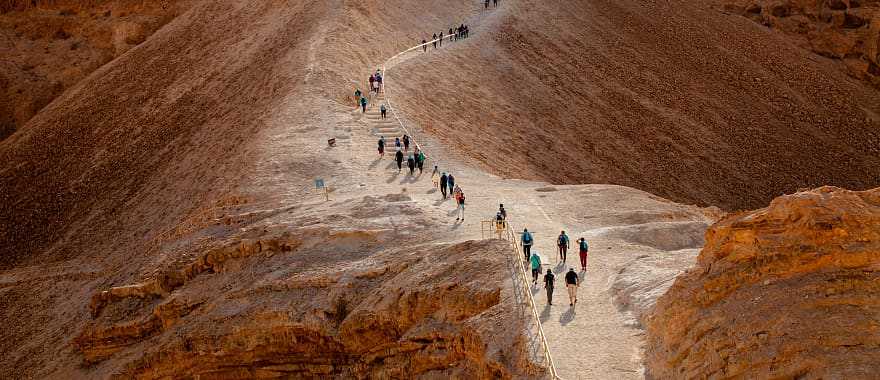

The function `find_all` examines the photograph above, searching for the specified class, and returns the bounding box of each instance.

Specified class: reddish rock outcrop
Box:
[645,187,880,378]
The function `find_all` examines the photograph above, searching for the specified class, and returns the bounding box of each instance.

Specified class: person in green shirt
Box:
[530,252,542,285]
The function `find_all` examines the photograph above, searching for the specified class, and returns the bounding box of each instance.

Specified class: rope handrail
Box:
[379,35,561,379]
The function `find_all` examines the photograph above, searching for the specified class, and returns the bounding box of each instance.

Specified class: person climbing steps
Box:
[454,185,465,221]
[440,172,448,199]
[557,230,570,264]
[380,104,387,119]
[395,149,403,173]
[530,251,542,285]
[377,136,385,159]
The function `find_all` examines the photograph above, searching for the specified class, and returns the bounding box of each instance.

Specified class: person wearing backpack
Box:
[407,153,415,175]
[417,151,426,173]
[402,134,410,152]
[380,104,387,119]
[354,88,362,106]
[557,230,570,264]
[530,252,542,285]
[578,237,589,271]
[543,268,555,305]
[360,96,367,113]
[455,188,466,221]
[521,228,533,262]
[369,74,375,93]
[395,149,404,173]
[446,172,455,190]
[565,268,579,306]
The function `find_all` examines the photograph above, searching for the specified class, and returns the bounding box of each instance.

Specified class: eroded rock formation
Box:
[645,186,880,378]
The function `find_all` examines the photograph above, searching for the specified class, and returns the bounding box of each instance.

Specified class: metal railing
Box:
[377,35,560,379]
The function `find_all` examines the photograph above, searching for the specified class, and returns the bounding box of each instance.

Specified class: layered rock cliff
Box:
[645,186,880,378]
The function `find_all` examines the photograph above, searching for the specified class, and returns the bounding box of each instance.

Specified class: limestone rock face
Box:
[646,186,880,379]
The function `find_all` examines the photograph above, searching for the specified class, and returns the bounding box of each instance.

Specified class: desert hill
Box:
[1,0,878,378]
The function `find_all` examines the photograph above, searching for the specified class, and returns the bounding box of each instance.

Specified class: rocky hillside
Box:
[0,0,194,140]
[390,0,880,210]
[645,186,880,378]
[722,0,879,85]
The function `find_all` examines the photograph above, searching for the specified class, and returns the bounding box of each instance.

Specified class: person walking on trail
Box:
[422,39,427,52]
[557,230,570,264]
[354,89,362,105]
[446,172,455,192]
[394,137,401,150]
[395,149,404,173]
[565,268,579,306]
[439,31,443,47]
[544,268,555,305]
[432,166,440,188]
[402,134,410,152]
[432,33,437,48]
[440,172,448,199]
[360,96,367,113]
[417,151,426,173]
[407,153,415,175]
[498,203,507,220]
[493,0,499,7]
[369,74,375,93]
[376,73,383,92]
[578,237,589,271]
[455,188,466,221]
[521,228,533,262]
[530,252,542,285]
[485,0,489,9]
[377,136,385,158]
[380,104,387,119]
[449,27,455,41]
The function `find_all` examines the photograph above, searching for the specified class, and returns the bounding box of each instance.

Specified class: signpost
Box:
[315,178,329,201]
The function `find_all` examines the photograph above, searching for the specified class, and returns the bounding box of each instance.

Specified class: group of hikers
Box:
[354,69,385,113]
[421,23,471,52]
[433,169,465,221]
[521,228,590,307]
[484,0,500,8]
[377,135,427,175]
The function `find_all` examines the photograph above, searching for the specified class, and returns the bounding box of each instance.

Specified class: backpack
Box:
[522,233,532,244]
[558,235,566,245]
[580,240,588,251]
[458,193,465,204]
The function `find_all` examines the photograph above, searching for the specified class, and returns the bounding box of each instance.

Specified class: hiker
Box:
[402,134,410,152]
[407,153,415,175]
[498,203,507,220]
[372,80,379,93]
[377,136,385,158]
[493,0,498,7]
[530,252,541,285]
[394,137,401,151]
[376,73,383,92]
[395,149,404,172]
[417,150,426,173]
[422,39,427,52]
[557,230,570,263]
[439,31,443,47]
[432,166,440,188]
[360,96,367,113]
[485,0,489,8]
[369,74,375,93]
[432,33,437,48]
[440,172,448,198]
[354,88,362,105]
[455,187,465,221]
[464,25,469,38]
[449,27,454,41]
[380,104,387,119]
[565,268,579,306]
[578,238,589,271]
[446,172,455,191]
[495,212,505,237]
[521,228,533,262]
[544,269,555,305]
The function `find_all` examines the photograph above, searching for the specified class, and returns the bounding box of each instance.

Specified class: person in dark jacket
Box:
[407,154,415,175]
[565,268,579,306]
[395,150,404,173]
[440,173,448,199]
[447,172,455,190]
[543,269,555,305]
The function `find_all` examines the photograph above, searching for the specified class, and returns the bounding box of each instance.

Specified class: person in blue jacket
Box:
[521,228,533,262]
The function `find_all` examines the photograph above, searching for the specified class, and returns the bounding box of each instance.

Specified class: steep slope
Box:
[645,187,880,378]
[390,0,880,210]
[0,0,196,140]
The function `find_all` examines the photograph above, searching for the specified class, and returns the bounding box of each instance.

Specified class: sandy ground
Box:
[238,40,713,377]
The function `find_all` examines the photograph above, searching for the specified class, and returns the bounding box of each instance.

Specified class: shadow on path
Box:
[560,307,576,326]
